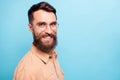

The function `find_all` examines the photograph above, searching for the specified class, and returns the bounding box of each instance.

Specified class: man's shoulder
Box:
[15,51,32,70]
[15,50,43,71]
[19,51,32,64]
[13,51,43,80]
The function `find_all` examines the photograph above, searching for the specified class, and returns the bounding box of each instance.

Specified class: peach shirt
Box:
[13,45,64,80]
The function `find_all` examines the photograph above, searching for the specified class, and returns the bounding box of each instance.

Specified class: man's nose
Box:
[45,25,52,34]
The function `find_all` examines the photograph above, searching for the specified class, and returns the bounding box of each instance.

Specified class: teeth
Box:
[43,36,51,38]
[42,36,52,40]
[45,36,51,38]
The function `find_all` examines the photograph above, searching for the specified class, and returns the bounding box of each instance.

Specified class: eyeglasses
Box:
[37,21,58,30]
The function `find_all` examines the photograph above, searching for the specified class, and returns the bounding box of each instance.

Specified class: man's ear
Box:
[28,23,33,32]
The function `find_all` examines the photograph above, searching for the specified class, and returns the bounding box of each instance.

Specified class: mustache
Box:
[41,33,56,38]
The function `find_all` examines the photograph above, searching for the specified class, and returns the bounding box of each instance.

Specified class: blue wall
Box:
[0,0,120,80]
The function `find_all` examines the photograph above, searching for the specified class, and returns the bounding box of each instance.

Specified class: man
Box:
[13,1,64,80]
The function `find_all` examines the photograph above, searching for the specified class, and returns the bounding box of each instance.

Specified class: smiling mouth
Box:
[43,36,52,40]
[41,34,53,42]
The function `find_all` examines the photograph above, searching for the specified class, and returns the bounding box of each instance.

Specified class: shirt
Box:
[13,45,64,80]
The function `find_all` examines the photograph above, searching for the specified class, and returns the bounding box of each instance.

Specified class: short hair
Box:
[28,1,57,24]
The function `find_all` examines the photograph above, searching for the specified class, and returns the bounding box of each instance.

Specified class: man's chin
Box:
[42,43,53,48]
[33,35,57,53]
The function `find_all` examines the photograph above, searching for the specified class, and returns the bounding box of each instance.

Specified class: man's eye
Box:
[38,23,46,27]
[39,23,45,26]
[51,23,57,26]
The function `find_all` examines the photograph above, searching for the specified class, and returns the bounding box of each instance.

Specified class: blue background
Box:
[0,0,120,80]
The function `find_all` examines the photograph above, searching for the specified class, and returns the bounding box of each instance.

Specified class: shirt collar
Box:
[30,44,57,64]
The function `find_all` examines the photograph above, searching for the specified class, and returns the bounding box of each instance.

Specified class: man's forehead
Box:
[32,10,56,24]
[33,10,56,18]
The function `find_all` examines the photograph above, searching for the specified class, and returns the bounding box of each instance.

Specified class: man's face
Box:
[29,10,57,53]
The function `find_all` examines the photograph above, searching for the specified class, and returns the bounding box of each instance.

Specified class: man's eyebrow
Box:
[50,21,57,24]
[37,22,46,25]
[36,21,57,25]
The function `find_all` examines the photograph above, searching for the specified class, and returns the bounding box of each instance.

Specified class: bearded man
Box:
[13,2,64,80]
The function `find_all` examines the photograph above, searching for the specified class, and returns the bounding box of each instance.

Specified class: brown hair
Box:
[28,2,56,23]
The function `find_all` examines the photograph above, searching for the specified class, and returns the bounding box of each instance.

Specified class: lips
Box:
[43,36,52,41]
[41,34,53,42]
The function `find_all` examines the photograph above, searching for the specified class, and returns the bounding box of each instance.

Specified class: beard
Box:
[33,32,57,53]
